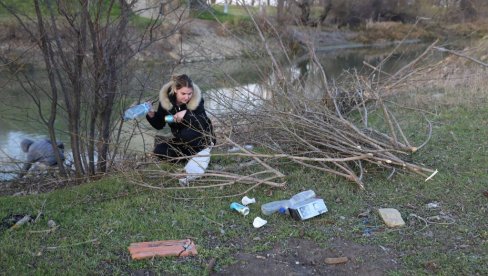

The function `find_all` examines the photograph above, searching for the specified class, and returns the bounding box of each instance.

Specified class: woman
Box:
[146,74,215,160]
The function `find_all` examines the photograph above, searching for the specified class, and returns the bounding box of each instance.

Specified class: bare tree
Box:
[0,0,182,178]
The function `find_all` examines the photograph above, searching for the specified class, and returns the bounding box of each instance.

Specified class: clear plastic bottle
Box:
[261,190,316,216]
[261,200,290,216]
[289,190,316,206]
[123,102,151,121]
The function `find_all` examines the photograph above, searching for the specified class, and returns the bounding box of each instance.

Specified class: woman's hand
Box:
[174,110,187,123]
[146,101,155,118]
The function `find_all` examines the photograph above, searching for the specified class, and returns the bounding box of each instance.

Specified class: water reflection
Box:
[206,83,270,115]
[1,42,436,180]
[0,131,46,180]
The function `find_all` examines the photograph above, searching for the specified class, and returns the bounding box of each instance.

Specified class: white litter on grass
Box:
[241,196,256,205]
[427,202,440,208]
[243,144,254,151]
[227,146,240,153]
[252,217,267,228]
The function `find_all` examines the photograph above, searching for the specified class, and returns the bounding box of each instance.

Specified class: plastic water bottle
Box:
[123,102,151,121]
[289,190,316,206]
[261,200,290,216]
[261,190,316,216]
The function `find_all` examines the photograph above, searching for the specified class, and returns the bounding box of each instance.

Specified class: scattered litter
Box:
[230,202,250,216]
[261,189,327,221]
[325,257,349,265]
[128,239,197,260]
[228,144,254,153]
[47,220,57,228]
[256,255,266,260]
[243,144,254,151]
[378,208,405,227]
[227,146,240,153]
[1,214,29,233]
[252,217,267,228]
[426,202,440,209]
[362,227,373,237]
[10,215,32,230]
[289,198,328,221]
[241,196,256,205]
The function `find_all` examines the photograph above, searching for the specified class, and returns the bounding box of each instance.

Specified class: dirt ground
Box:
[214,237,399,275]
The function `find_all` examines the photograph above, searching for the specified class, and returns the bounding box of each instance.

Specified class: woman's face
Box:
[175,87,193,105]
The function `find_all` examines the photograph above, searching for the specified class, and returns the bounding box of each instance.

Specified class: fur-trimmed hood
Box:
[159,81,202,111]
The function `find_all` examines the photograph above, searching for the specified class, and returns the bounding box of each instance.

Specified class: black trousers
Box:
[153,137,205,161]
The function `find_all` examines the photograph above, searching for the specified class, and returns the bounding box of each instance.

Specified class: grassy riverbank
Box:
[1,72,487,274]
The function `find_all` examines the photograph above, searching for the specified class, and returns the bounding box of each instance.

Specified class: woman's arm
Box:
[146,104,168,130]
[178,99,213,141]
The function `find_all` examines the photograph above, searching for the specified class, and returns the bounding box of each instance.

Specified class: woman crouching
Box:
[146,74,215,160]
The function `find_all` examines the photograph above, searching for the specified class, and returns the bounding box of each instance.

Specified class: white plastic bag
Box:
[179,147,211,186]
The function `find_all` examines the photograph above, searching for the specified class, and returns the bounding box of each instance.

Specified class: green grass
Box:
[195,5,253,27]
[0,1,154,30]
[1,71,488,275]
[2,97,487,273]
[1,1,487,272]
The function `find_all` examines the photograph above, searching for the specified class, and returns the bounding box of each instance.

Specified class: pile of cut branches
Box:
[209,45,439,189]
[125,44,441,193]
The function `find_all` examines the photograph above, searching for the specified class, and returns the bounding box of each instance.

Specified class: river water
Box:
[0,42,439,180]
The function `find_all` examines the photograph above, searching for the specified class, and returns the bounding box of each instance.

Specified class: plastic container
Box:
[261,200,290,216]
[230,202,250,216]
[123,102,151,121]
[261,190,316,216]
[241,196,256,206]
[289,190,316,206]
[289,198,328,221]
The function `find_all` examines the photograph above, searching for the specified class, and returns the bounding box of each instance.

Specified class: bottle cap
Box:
[278,207,287,214]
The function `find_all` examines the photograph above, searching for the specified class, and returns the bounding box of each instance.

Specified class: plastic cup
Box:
[253,217,267,228]
[241,196,256,205]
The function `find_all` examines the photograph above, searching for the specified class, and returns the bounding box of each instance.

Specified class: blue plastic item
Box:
[123,102,151,121]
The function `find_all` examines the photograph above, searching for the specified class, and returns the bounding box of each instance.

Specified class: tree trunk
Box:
[319,0,332,25]
[277,0,285,23]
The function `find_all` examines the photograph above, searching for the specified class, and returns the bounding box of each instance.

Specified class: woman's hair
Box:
[171,74,193,92]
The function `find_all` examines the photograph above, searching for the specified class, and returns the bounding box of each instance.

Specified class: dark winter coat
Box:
[146,81,215,149]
